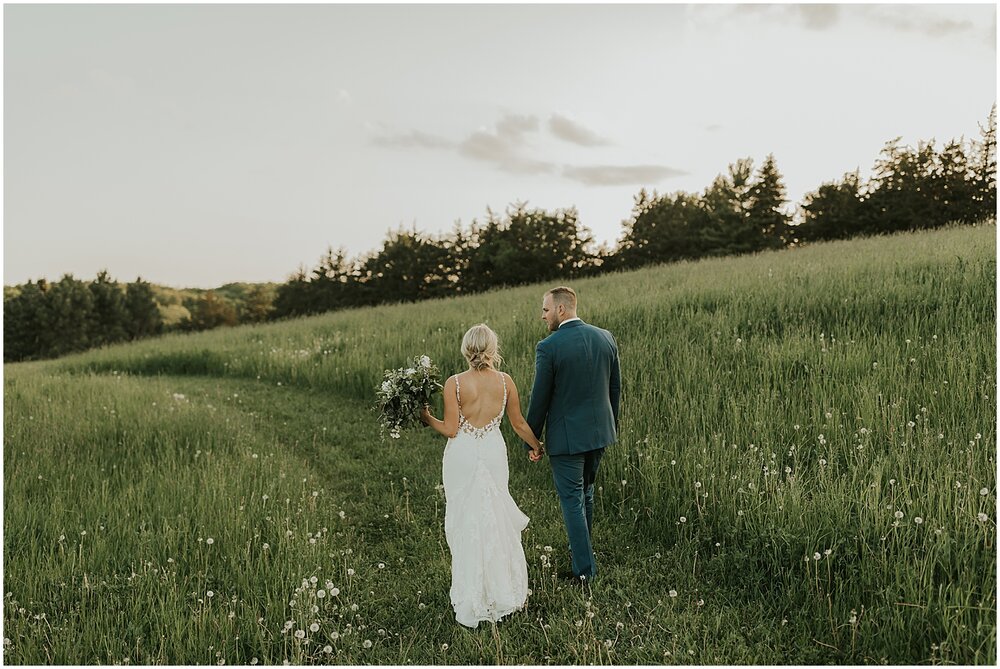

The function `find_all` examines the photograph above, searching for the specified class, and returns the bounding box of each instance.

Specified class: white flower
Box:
[420,356,431,368]
[331,587,340,597]
[294,630,305,639]
[894,510,904,519]
[323,645,333,654]
[310,623,320,632]
[679,516,687,523]
[207,591,214,598]
[978,513,990,522]
[317,590,326,598]
[206,538,214,545]
[668,589,677,597]
[980,488,989,496]
[330,631,340,641]
[363,640,372,649]
[914,517,923,525]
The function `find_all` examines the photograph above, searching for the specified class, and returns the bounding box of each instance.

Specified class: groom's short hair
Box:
[546,286,577,310]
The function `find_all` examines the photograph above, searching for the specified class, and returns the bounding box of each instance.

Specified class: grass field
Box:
[4,223,996,664]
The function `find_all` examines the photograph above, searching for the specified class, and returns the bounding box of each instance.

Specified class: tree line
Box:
[5,107,995,361]
[273,105,995,317]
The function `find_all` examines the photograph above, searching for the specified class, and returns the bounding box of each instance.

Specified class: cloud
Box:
[371,130,454,149]
[495,113,540,141]
[452,113,556,174]
[717,4,986,41]
[548,114,610,146]
[369,112,682,183]
[562,164,687,187]
[864,8,976,38]
[705,124,723,133]
[458,129,554,175]
[796,4,839,30]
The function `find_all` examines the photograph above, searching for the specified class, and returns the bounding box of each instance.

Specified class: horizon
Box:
[4,3,996,289]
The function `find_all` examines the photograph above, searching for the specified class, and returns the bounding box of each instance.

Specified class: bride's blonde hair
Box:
[461,324,503,371]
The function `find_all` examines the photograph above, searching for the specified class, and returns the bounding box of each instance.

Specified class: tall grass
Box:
[4,222,996,664]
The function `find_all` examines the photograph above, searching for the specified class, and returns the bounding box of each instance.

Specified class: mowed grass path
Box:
[4,223,996,664]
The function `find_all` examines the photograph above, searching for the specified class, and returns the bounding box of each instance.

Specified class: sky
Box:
[4,3,997,288]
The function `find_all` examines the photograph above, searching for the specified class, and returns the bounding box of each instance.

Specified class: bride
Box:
[420,323,544,628]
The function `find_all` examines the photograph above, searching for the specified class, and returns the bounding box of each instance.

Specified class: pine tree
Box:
[747,154,791,250]
[125,278,163,339]
[88,270,130,346]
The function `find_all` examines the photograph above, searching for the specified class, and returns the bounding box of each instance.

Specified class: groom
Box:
[524,286,621,583]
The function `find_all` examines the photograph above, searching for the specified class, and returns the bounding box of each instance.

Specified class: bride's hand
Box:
[419,405,432,426]
[528,443,544,462]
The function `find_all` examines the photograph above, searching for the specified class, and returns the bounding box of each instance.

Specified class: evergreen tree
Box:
[699,158,757,256]
[3,280,48,361]
[973,104,997,219]
[88,270,129,346]
[124,278,163,339]
[798,171,867,241]
[45,274,95,356]
[747,154,791,249]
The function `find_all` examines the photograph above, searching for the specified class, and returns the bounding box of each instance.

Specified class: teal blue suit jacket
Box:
[525,320,621,456]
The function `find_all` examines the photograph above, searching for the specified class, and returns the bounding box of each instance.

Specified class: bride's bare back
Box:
[456,370,506,428]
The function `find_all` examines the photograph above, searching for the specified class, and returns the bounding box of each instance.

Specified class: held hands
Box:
[528,442,545,463]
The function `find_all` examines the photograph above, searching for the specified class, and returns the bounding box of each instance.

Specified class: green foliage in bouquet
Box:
[375,355,442,441]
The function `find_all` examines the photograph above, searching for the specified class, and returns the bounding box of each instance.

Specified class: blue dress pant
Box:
[549,447,604,579]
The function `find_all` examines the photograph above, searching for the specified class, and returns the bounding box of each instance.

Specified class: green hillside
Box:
[4,223,995,664]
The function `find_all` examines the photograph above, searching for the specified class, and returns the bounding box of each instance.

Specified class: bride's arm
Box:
[420,376,459,439]
[503,374,544,458]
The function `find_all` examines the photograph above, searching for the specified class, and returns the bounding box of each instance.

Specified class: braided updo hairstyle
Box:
[461,324,503,371]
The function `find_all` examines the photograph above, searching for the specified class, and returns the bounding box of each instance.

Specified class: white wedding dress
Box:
[442,373,530,628]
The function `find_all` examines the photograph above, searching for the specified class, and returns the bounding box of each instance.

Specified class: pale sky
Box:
[4,3,996,288]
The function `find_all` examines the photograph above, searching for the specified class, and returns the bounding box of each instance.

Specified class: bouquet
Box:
[375,355,442,441]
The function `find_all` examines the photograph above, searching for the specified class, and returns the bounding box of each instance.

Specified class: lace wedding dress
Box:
[442,373,530,628]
